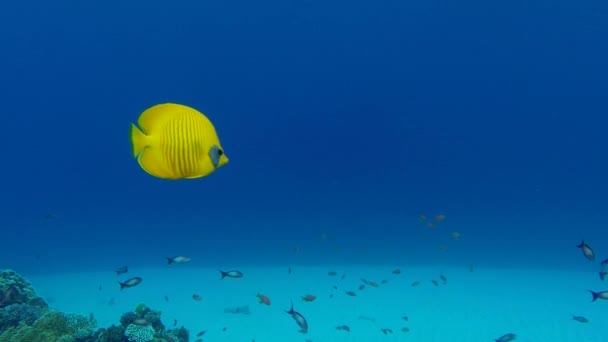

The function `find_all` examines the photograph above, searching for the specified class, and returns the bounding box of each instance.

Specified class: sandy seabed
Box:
[29,265,607,342]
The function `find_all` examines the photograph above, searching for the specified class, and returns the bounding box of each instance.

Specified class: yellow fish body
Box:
[130,103,228,179]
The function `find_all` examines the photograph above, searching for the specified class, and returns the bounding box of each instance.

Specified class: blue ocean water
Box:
[1,0,607,282]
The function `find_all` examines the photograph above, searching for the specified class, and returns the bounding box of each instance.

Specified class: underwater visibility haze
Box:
[0,0,607,341]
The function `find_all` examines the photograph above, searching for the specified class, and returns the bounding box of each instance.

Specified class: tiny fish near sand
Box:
[257,293,271,305]
[301,294,316,302]
[224,305,251,315]
[495,333,516,342]
[572,315,589,323]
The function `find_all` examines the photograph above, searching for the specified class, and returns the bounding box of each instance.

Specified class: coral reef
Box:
[125,324,154,342]
[118,304,187,342]
[0,303,45,330]
[94,325,125,342]
[0,310,95,342]
[0,270,190,342]
[0,269,48,309]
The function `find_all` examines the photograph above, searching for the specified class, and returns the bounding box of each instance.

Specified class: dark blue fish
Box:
[588,290,608,302]
[572,315,589,323]
[495,333,516,342]
[577,241,595,261]
[286,302,308,334]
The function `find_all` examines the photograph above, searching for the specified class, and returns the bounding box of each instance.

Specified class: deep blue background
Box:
[1,0,607,274]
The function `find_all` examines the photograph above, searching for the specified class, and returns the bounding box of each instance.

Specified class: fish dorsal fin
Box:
[137,103,186,134]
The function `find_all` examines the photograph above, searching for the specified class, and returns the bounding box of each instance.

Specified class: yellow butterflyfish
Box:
[130,103,228,179]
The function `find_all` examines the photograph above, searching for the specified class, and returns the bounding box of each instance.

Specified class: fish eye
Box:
[217,149,223,156]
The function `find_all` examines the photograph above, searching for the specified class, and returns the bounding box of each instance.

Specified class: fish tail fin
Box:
[119,282,126,290]
[285,300,294,314]
[167,257,174,265]
[130,123,150,157]
[588,290,599,301]
[219,270,227,279]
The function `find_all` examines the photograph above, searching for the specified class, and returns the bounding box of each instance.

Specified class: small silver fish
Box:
[219,270,243,279]
[286,303,308,334]
[577,241,595,261]
[167,256,191,264]
[495,333,516,342]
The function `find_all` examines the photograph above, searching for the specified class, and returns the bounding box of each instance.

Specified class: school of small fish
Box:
[77,107,603,341]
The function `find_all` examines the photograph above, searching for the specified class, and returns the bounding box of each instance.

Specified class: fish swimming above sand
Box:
[572,315,589,323]
[167,256,191,264]
[286,303,308,334]
[495,333,516,341]
[301,295,316,302]
[219,270,243,279]
[577,240,595,261]
[257,293,271,305]
[130,103,228,180]
[119,277,142,290]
